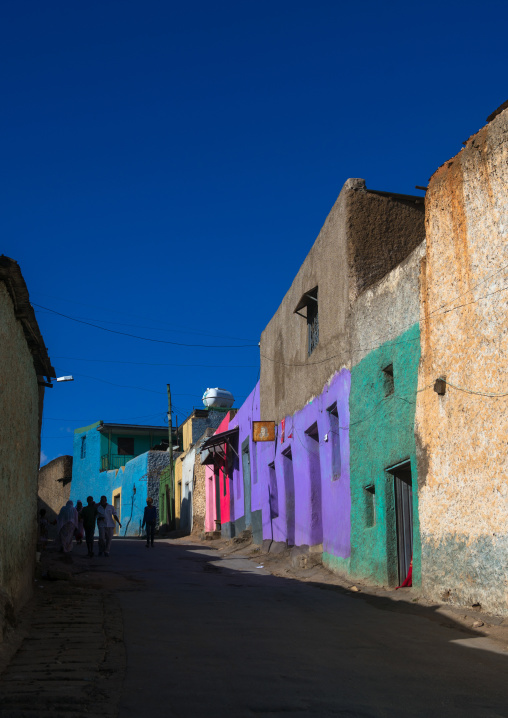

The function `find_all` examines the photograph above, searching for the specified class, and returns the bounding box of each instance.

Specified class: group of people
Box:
[38,496,157,558]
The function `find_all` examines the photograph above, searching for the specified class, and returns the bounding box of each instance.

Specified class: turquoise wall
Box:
[349,324,421,587]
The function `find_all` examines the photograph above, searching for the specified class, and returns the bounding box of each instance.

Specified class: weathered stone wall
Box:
[191,454,207,534]
[0,282,43,635]
[260,178,424,424]
[146,450,171,525]
[416,106,508,615]
[182,410,227,452]
[38,455,73,522]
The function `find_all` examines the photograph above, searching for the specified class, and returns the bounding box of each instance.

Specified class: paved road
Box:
[99,539,507,718]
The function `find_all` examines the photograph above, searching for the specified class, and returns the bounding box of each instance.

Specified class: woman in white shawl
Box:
[57,500,78,555]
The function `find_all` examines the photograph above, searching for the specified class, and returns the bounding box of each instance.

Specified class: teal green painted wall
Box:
[349,324,421,587]
[99,431,167,461]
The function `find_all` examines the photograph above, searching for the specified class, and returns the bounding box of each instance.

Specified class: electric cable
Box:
[52,356,258,368]
[34,304,257,342]
[32,303,258,348]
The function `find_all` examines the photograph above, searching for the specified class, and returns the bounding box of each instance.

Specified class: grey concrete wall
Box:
[146,450,171,525]
[260,179,425,424]
[190,410,227,445]
[38,455,73,523]
[0,282,43,638]
[350,242,425,366]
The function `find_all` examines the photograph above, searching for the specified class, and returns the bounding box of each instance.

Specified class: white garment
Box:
[57,501,78,533]
[96,503,117,528]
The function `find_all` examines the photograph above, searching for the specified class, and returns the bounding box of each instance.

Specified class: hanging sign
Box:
[252,421,276,442]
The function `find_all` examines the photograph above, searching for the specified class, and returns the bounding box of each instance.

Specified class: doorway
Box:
[390,461,413,583]
[113,491,121,536]
[214,466,221,529]
[241,439,252,529]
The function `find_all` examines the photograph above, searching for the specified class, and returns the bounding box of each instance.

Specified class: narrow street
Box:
[5,539,505,718]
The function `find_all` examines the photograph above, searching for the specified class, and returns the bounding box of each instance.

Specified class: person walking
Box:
[75,500,84,545]
[96,495,121,557]
[57,501,78,559]
[80,496,98,557]
[141,497,157,548]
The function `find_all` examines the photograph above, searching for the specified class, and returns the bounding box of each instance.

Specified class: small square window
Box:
[383,364,394,396]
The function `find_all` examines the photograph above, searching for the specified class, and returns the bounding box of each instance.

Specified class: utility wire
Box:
[51,356,258,368]
[35,306,257,342]
[32,303,258,348]
[32,290,259,342]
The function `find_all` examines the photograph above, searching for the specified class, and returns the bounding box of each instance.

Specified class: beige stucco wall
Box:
[38,455,73,523]
[191,452,207,535]
[260,178,425,423]
[415,107,508,614]
[0,282,43,635]
[174,451,185,524]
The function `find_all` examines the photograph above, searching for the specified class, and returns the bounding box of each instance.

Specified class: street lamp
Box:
[38,375,74,388]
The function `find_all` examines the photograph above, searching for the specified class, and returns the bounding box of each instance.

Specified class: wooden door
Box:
[393,464,413,583]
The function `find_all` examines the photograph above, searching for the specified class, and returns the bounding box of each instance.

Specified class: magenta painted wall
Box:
[204,412,231,531]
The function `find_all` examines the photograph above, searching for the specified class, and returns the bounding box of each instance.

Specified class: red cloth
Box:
[396,556,413,588]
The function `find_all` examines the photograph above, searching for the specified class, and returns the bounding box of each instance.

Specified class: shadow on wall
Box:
[179,496,191,534]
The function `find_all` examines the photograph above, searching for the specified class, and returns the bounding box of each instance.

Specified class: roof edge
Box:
[0,255,55,379]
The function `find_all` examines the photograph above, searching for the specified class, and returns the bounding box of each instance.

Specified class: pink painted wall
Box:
[204,412,230,531]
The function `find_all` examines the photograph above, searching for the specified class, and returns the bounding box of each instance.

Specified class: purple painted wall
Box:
[230,370,351,561]
[228,383,260,524]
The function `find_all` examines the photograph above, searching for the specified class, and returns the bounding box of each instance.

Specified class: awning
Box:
[200,427,239,465]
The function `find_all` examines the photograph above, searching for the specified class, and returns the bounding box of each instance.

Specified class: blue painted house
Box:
[72,421,172,536]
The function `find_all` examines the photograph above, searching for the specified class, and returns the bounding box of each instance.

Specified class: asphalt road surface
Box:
[99,539,507,718]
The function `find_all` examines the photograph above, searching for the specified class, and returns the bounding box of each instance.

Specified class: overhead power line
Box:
[52,356,258,368]
[32,303,258,348]
[32,291,259,342]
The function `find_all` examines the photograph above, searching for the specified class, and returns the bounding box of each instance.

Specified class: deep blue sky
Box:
[2,0,506,465]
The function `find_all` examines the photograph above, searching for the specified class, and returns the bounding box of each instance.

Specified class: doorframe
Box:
[241,437,252,529]
[112,487,122,536]
[385,459,413,585]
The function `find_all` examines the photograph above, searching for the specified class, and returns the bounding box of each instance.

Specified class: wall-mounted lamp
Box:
[434,377,446,395]
[38,375,74,388]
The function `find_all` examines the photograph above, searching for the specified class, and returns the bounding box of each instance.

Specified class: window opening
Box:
[305,422,319,442]
[327,402,341,479]
[294,286,319,356]
[365,485,376,527]
[268,461,279,519]
[80,435,86,459]
[117,437,134,455]
[383,364,394,396]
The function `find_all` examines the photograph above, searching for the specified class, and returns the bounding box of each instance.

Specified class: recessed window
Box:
[117,437,134,455]
[268,461,279,518]
[305,422,319,442]
[80,435,86,459]
[383,364,394,396]
[327,402,341,479]
[294,286,319,356]
[365,484,376,527]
